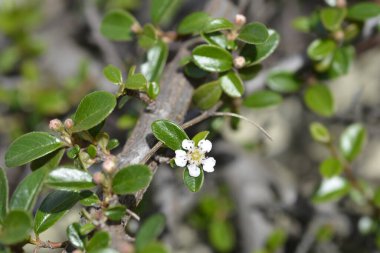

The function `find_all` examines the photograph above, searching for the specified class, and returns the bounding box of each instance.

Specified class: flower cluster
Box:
[174,139,216,177]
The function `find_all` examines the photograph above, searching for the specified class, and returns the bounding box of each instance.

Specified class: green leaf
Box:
[347,2,380,21]
[151,0,179,25]
[237,22,269,44]
[203,18,234,33]
[313,176,350,203]
[177,12,210,35]
[100,10,136,41]
[10,149,65,212]
[138,24,158,49]
[112,165,152,194]
[5,132,64,168]
[72,91,116,132]
[46,168,95,190]
[90,249,119,253]
[125,73,148,90]
[193,81,222,110]
[107,138,120,150]
[87,231,110,252]
[320,7,346,31]
[183,168,204,192]
[267,71,300,93]
[307,39,336,61]
[240,30,280,66]
[105,206,126,221]
[304,84,334,117]
[79,191,100,207]
[328,46,355,78]
[192,131,210,146]
[139,242,169,253]
[292,16,311,32]
[141,40,168,82]
[136,214,166,251]
[192,45,233,72]
[79,223,96,236]
[309,122,331,143]
[339,123,366,162]
[147,81,160,99]
[67,223,84,249]
[238,65,262,81]
[0,168,8,224]
[184,63,208,79]
[103,65,122,84]
[219,71,244,98]
[209,220,235,252]
[151,120,189,150]
[0,210,32,245]
[266,229,286,252]
[201,32,228,48]
[34,190,81,234]
[243,90,282,108]
[319,158,342,178]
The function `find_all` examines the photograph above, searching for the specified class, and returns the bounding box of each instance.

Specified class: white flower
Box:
[174,139,216,177]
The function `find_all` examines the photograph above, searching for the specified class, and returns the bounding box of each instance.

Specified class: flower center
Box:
[189,148,204,165]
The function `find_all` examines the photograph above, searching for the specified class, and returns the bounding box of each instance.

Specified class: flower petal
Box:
[188,164,201,177]
[182,139,195,151]
[202,157,216,173]
[198,139,212,153]
[175,150,188,167]
[175,149,187,158]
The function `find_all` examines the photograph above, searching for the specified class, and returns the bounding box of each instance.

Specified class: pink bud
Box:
[233,56,246,69]
[93,172,104,185]
[235,14,247,26]
[49,119,62,131]
[64,118,74,129]
[102,158,116,174]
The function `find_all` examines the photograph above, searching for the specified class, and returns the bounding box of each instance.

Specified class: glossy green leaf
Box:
[313,176,350,203]
[125,73,148,90]
[46,168,95,190]
[339,123,366,162]
[184,63,208,79]
[100,10,136,41]
[0,210,32,245]
[238,65,262,81]
[192,131,210,146]
[151,120,189,150]
[183,168,204,192]
[151,0,179,25]
[203,18,234,33]
[219,71,244,98]
[304,84,334,117]
[103,64,122,84]
[347,2,380,21]
[5,132,64,168]
[141,40,168,82]
[67,223,84,249]
[79,191,100,207]
[267,71,300,93]
[193,81,222,110]
[320,7,346,31]
[0,168,8,224]
[138,24,158,49]
[201,32,228,48]
[105,206,126,221]
[192,45,233,72]
[307,39,336,61]
[209,220,235,252]
[309,122,331,143]
[136,214,166,251]
[240,30,280,66]
[139,242,169,253]
[112,165,152,194]
[243,90,282,108]
[72,91,116,132]
[34,190,81,234]
[79,223,96,236]
[107,138,120,151]
[177,12,210,35]
[237,22,269,44]
[10,149,64,212]
[147,81,160,99]
[328,46,355,78]
[87,231,110,252]
[319,158,342,178]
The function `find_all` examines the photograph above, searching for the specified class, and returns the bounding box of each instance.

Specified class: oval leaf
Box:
[304,84,334,117]
[192,131,210,146]
[243,90,283,108]
[151,0,179,25]
[125,73,148,90]
[177,12,210,35]
[339,123,366,162]
[46,168,95,190]
[105,206,126,221]
[183,168,204,192]
[5,132,64,168]
[201,32,228,48]
[151,120,189,150]
[219,71,244,98]
[193,81,222,110]
[203,18,234,33]
[0,210,32,245]
[319,158,342,178]
[67,223,84,249]
[309,122,331,143]
[209,220,235,252]
[267,71,300,93]
[237,22,269,44]
[112,165,152,194]
[307,39,336,61]
[86,231,110,252]
[192,45,233,72]
[100,10,136,41]
[347,2,380,21]
[320,7,346,31]
[136,214,166,251]
[103,65,122,84]
[72,91,116,132]
[0,168,8,224]
[141,40,168,82]
[139,242,169,253]
[313,176,349,203]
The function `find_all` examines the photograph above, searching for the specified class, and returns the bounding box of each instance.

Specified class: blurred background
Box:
[1,0,380,252]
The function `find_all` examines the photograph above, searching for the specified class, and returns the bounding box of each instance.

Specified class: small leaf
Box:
[219,71,244,98]
[266,229,286,252]
[238,65,262,81]
[347,2,380,21]
[46,168,96,190]
[309,122,331,143]
[320,7,346,31]
[184,63,208,79]
[147,81,160,99]
[5,132,64,168]
[192,131,210,146]
[151,120,189,150]
[79,191,100,207]
[292,16,311,32]
[138,24,158,49]
[139,242,169,253]
[86,231,110,252]
[313,176,350,203]
[105,206,126,221]
[339,123,366,162]
[183,168,204,192]
[304,84,334,117]
[141,40,168,82]
[90,249,119,253]
[136,214,166,251]
[112,165,152,194]
[0,210,32,245]
[201,32,228,48]
[34,190,81,234]
[243,90,282,108]
[177,12,210,35]
[203,18,234,33]
[125,73,148,90]
[328,46,355,78]
[237,22,269,44]
[100,10,136,41]
[72,91,116,132]
[267,71,300,93]
[307,39,336,61]
[319,158,342,178]
[67,223,84,249]
[0,168,8,224]
[103,65,122,84]
[192,45,233,72]
[151,0,179,25]
[209,221,235,252]
[80,223,96,236]
[193,81,222,110]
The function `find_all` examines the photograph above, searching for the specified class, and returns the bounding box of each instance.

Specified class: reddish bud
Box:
[93,172,104,185]
[49,119,62,131]
[102,158,116,174]
[235,14,247,26]
[233,56,246,69]
[64,118,74,129]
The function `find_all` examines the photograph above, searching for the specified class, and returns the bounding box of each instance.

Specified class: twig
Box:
[126,209,140,221]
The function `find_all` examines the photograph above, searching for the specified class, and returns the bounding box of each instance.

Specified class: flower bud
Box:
[49,119,62,131]
[131,23,142,33]
[93,172,104,185]
[102,158,116,174]
[233,56,246,69]
[64,118,74,129]
[235,14,247,26]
